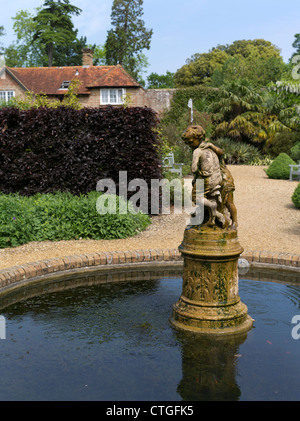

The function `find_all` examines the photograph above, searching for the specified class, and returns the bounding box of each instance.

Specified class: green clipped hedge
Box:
[265,153,296,179]
[291,142,300,162]
[292,183,300,208]
[162,86,220,123]
[0,192,151,248]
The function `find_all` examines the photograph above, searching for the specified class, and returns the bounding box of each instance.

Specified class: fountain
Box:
[0,267,299,401]
[1,105,300,400]
[171,123,254,335]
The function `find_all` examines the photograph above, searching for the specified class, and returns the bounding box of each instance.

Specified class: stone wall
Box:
[124,88,176,114]
[78,87,177,113]
[145,89,176,114]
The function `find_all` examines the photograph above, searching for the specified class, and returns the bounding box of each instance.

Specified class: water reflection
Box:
[175,330,248,401]
[0,267,183,311]
[242,267,300,284]
[0,266,299,401]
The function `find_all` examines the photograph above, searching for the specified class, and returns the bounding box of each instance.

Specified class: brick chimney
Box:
[82,48,94,67]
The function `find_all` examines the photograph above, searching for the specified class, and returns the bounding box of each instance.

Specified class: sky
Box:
[1,0,300,79]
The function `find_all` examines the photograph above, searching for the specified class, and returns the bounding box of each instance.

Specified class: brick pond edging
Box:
[0,249,299,294]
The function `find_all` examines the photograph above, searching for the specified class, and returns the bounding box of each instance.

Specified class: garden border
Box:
[0,249,299,295]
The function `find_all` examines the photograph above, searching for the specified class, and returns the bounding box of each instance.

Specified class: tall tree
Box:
[4,10,46,67]
[174,39,285,87]
[147,71,174,89]
[53,38,105,66]
[53,35,86,66]
[0,26,5,67]
[290,34,300,59]
[0,25,5,55]
[215,39,282,59]
[33,0,82,67]
[174,49,228,87]
[211,55,286,87]
[5,8,99,68]
[87,44,106,66]
[105,0,152,81]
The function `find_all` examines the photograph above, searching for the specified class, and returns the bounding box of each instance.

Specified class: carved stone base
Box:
[171,226,254,335]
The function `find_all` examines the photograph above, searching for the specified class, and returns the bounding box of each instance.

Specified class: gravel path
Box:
[0,166,299,270]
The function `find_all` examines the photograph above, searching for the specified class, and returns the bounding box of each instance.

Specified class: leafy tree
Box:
[105,0,153,81]
[33,0,82,67]
[291,33,300,58]
[174,49,228,87]
[212,55,286,87]
[4,10,46,67]
[267,81,300,130]
[0,25,5,55]
[212,40,286,86]
[0,26,5,68]
[87,44,106,66]
[174,39,285,87]
[209,79,288,145]
[5,5,97,68]
[53,35,91,66]
[214,39,282,59]
[147,71,174,89]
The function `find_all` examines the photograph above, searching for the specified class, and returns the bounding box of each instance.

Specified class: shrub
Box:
[212,138,263,164]
[0,106,161,214]
[267,131,300,157]
[159,109,212,167]
[0,79,82,110]
[290,142,300,162]
[265,153,296,179]
[161,170,186,207]
[249,156,273,166]
[162,86,219,123]
[292,183,300,208]
[0,192,151,248]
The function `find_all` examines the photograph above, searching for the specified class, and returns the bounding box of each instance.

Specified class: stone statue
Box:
[182,124,237,229]
[171,123,253,335]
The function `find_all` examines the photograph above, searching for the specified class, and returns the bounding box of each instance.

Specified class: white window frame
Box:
[60,81,70,89]
[0,90,15,102]
[100,88,126,105]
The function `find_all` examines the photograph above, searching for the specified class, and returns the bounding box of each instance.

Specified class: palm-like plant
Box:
[210,79,290,145]
[210,79,263,118]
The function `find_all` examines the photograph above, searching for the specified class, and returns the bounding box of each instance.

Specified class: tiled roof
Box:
[6,65,141,95]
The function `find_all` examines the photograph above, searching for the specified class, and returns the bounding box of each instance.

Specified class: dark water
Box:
[0,268,299,401]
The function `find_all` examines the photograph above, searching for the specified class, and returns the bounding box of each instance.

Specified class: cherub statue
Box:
[182,124,238,229]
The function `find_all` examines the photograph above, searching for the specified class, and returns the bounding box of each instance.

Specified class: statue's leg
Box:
[215,210,226,227]
[202,198,217,226]
[226,192,238,228]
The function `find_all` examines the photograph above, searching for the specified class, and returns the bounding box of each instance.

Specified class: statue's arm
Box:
[191,149,201,173]
[200,141,224,157]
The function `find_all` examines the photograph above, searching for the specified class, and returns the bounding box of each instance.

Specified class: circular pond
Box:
[0,266,299,401]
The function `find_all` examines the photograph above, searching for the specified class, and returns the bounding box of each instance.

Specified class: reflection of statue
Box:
[175,330,248,401]
[182,125,237,229]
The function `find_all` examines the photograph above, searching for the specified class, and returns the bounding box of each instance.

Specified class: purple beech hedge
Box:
[0,106,162,213]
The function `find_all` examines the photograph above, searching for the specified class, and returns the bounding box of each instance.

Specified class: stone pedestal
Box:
[171,226,254,335]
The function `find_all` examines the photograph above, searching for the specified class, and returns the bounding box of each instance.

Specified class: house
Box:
[0,48,149,108]
[0,49,176,114]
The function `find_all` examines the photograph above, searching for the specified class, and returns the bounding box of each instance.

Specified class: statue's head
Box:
[181,125,206,149]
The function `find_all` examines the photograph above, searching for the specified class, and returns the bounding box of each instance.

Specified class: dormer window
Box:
[61,81,70,89]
